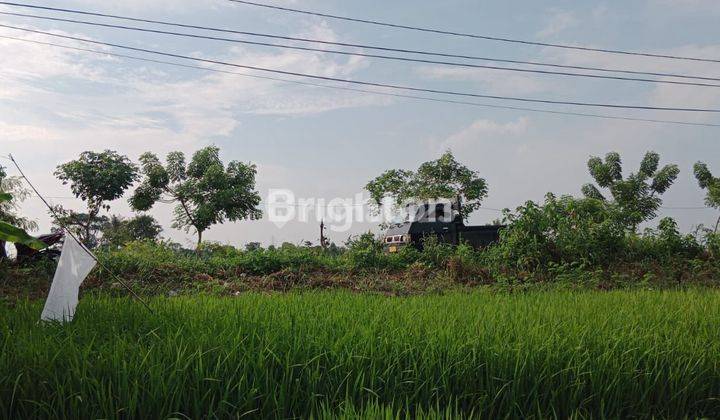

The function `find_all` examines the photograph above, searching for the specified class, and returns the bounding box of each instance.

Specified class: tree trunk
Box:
[196,230,203,251]
[84,224,91,246]
[715,214,720,233]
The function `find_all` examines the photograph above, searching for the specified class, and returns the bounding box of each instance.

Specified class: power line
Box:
[660,206,713,210]
[0,3,718,84]
[2,25,719,114]
[228,0,720,64]
[4,11,719,89]
[7,153,154,314]
[3,35,719,128]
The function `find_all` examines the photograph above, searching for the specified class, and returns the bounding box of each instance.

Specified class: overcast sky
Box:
[1,0,719,248]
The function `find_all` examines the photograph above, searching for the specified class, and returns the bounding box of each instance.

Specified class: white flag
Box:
[40,235,96,322]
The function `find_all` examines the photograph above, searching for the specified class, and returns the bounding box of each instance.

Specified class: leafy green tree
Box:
[494,193,627,270]
[0,165,40,259]
[693,162,720,232]
[100,214,163,248]
[366,151,488,221]
[130,146,262,249]
[0,165,37,232]
[49,206,109,249]
[245,242,262,252]
[54,150,138,245]
[581,151,679,231]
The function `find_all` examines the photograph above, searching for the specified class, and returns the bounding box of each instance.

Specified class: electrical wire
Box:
[2,25,719,114]
[7,153,154,313]
[1,35,717,127]
[227,0,720,64]
[0,3,718,83]
[4,11,719,89]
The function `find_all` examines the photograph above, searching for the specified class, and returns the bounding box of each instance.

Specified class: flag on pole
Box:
[40,235,96,322]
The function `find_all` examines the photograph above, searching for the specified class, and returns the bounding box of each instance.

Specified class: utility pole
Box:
[455,194,463,222]
[320,219,328,250]
[454,195,463,246]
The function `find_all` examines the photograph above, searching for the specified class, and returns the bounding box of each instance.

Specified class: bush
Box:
[81,207,720,290]
[484,194,627,272]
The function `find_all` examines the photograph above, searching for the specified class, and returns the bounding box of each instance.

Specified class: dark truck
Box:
[382,200,503,252]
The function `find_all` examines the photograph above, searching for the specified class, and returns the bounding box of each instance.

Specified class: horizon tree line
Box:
[1,148,718,255]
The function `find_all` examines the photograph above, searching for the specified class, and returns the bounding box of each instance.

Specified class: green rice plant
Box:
[1,290,719,418]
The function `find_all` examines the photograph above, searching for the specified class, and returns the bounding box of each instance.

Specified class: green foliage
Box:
[100,214,162,249]
[487,194,627,271]
[478,193,715,284]
[131,146,262,248]
[417,235,455,268]
[582,151,679,230]
[343,232,385,269]
[54,150,138,214]
[0,221,46,250]
[49,206,108,249]
[0,168,42,254]
[694,162,720,232]
[694,162,720,208]
[54,150,138,246]
[0,166,37,232]
[366,151,487,221]
[0,192,45,250]
[3,291,720,418]
[640,217,703,260]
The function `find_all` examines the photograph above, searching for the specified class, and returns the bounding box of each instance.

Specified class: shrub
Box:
[485,194,627,272]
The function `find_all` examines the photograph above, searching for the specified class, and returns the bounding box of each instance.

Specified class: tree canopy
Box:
[54,150,138,245]
[130,146,262,248]
[694,162,720,231]
[0,165,43,259]
[0,164,37,232]
[100,214,163,248]
[581,151,679,231]
[365,151,487,221]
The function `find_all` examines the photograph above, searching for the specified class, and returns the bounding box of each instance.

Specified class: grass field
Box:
[1,290,720,418]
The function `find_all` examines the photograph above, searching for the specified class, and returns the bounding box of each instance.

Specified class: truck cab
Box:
[383,199,502,252]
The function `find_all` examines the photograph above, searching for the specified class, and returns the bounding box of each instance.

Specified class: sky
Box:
[1,0,719,249]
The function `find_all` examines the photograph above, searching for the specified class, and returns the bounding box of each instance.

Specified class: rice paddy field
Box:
[1,290,720,419]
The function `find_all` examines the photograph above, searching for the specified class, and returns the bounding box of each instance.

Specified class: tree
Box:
[581,151,679,231]
[0,165,37,232]
[49,206,109,249]
[245,242,262,252]
[0,165,41,259]
[100,214,163,248]
[693,162,720,232]
[54,150,138,245]
[130,146,262,249]
[365,151,488,221]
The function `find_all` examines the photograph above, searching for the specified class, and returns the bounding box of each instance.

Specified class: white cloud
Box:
[69,0,229,13]
[439,117,529,152]
[0,27,112,83]
[416,66,553,96]
[538,43,720,123]
[0,18,391,143]
[537,10,579,38]
[0,121,60,143]
[650,0,720,13]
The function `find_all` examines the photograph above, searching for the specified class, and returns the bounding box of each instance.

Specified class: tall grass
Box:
[1,290,720,418]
